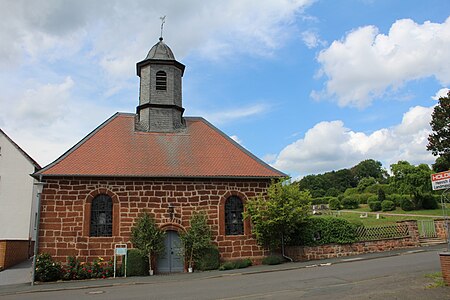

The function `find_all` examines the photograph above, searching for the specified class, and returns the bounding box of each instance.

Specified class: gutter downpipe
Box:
[31,176,45,286]
[281,234,293,262]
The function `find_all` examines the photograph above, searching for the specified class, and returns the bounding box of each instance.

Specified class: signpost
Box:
[114,244,128,278]
[431,171,450,251]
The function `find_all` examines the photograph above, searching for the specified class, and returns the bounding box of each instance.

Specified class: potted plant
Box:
[130,212,165,275]
[180,211,212,272]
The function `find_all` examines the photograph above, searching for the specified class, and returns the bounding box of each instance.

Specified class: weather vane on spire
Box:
[160,15,166,40]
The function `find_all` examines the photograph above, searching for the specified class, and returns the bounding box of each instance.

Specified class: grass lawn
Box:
[326,211,436,226]
[350,204,449,217]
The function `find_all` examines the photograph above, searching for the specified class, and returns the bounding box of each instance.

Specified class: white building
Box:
[0,129,40,269]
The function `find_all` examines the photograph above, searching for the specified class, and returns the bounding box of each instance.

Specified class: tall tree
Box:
[244,180,311,257]
[130,213,165,275]
[427,91,450,163]
[179,211,212,271]
[351,159,388,182]
[432,156,450,172]
[390,161,433,209]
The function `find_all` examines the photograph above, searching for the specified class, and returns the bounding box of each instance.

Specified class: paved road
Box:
[2,249,449,299]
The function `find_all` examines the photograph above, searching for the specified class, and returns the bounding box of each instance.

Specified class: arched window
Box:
[156,71,167,90]
[225,196,244,235]
[90,194,113,237]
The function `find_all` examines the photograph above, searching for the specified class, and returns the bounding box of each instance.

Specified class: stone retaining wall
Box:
[285,221,421,262]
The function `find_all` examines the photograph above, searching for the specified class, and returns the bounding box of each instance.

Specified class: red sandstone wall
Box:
[38,177,270,265]
[440,253,450,285]
[0,240,32,269]
[435,219,449,240]
[286,237,420,262]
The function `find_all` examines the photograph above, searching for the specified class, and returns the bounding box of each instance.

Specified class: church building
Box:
[34,37,285,272]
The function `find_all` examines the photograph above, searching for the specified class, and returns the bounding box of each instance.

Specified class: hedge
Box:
[290,217,358,246]
[126,249,148,276]
[195,246,220,271]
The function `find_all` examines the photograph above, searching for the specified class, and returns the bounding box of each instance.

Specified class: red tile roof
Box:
[36,113,285,178]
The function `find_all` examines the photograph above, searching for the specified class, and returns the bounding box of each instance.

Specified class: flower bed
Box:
[35,253,114,282]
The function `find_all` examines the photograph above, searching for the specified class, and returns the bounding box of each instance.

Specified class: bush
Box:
[343,188,359,196]
[126,249,148,276]
[367,195,378,203]
[328,198,341,210]
[35,253,62,282]
[368,201,381,212]
[400,198,414,211]
[364,184,396,195]
[381,200,395,212]
[236,258,252,269]
[341,196,359,209]
[290,217,358,246]
[62,256,114,280]
[378,189,386,202]
[219,259,252,271]
[421,194,439,209]
[311,197,335,205]
[357,193,375,204]
[262,255,285,265]
[195,246,220,271]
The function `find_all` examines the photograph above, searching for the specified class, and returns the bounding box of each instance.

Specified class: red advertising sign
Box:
[431,170,450,191]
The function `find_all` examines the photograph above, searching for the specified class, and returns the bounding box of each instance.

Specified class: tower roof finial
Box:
[160,15,166,41]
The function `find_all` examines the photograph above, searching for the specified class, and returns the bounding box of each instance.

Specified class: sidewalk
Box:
[0,259,32,287]
[0,244,447,297]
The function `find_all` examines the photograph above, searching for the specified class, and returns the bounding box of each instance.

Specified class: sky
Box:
[0,0,449,179]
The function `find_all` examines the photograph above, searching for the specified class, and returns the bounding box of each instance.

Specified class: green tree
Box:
[390,161,433,209]
[357,177,377,192]
[244,180,311,254]
[432,156,450,172]
[351,159,388,182]
[130,213,165,275]
[180,211,212,271]
[427,91,450,162]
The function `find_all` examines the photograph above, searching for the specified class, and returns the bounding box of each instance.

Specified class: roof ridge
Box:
[0,128,41,169]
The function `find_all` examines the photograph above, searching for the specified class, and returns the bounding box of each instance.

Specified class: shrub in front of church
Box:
[130,212,165,275]
[290,217,358,246]
[61,256,114,280]
[125,249,149,276]
[262,255,284,265]
[194,246,220,271]
[180,211,213,271]
[35,254,114,282]
[35,253,63,282]
[218,258,252,271]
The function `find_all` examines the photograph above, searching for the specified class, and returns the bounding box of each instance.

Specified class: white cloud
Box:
[14,77,74,127]
[301,30,326,48]
[313,17,450,108]
[272,105,435,177]
[432,88,449,100]
[196,103,271,125]
[0,0,313,76]
[230,135,243,145]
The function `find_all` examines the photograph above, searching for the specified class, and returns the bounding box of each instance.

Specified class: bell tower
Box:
[136,37,186,132]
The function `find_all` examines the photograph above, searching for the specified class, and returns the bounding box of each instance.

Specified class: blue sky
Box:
[0,0,449,178]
